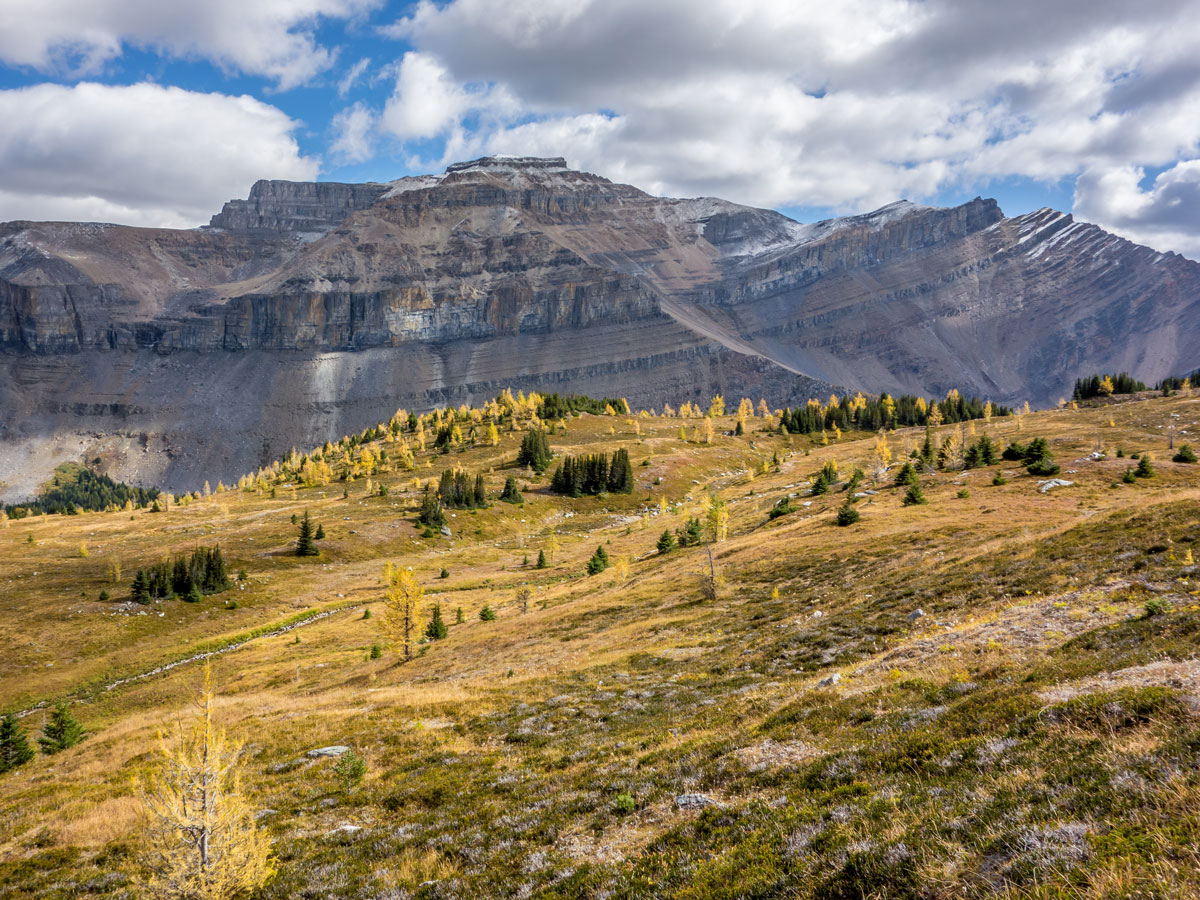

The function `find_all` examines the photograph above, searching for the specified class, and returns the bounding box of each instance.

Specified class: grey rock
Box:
[306,745,350,759]
[818,673,842,687]
[908,609,926,622]
[675,793,723,810]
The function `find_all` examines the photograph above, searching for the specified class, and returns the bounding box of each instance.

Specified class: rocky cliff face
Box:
[2,156,1198,498]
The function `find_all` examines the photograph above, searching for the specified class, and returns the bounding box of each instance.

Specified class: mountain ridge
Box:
[1,157,1197,499]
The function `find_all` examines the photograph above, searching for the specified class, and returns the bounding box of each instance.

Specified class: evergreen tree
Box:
[657,529,676,554]
[295,510,319,556]
[499,476,522,504]
[185,584,204,603]
[417,488,446,530]
[315,524,325,539]
[474,474,487,506]
[902,483,927,506]
[0,714,35,773]
[586,545,610,575]
[536,549,548,568]
[1172,444,1197,463]
[479,605,497,621]
[131,569,151,604]
[38,701,84,755]
[517,428,553,473]
[1001,441,1027,461]
[425,604,448,640]
[1135,454,1155,478]
[835,502,860,526]
[920,427,935,466]
[893,462,918,487]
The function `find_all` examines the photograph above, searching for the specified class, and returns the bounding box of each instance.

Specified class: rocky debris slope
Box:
[1,156,1198,497]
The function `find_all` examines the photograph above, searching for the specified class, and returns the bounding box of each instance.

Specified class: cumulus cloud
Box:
[1074,161,1200,258]
[374,0,1200,254]
[0,82,318,227]
[330,101,376,164]
[0,0,380,89]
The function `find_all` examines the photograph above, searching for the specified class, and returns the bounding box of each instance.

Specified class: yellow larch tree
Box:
[706,495,729,543]
[708,395,725,417]
[701,417,715,444]
[137,665,274,900]
[382,563,424,661]
[757,398,769,417]
[736,398,754,420]
[486,422,500,447]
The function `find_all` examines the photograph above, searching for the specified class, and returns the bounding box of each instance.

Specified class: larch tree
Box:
[706,495,729,543]
[137,665,274,900]
[708,395,726,417]
[382,563,424,661]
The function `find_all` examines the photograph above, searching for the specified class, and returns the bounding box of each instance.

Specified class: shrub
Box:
[957,488,971,499]
[1026,458,1061,477]
[992,472,1007,486]
[1173,444,1197,463]
[1122,467,1137,484]
[1144,597,1172,617]
[613,792,637,815]
[768,497,795,519]
[479,605,497,621]
[439,568,449,579]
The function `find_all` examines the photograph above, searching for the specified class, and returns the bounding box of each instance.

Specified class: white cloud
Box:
[373,0,1200,244]
[1074,161,1200,258]
[330,101,376,164]
[337,56,371,97]
[0,0,381,89]
[0,82,318,228]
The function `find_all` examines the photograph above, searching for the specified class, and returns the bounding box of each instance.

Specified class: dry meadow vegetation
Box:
[2,392,1199,899]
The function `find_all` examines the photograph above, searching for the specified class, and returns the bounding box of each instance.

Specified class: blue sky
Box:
[1,0,1198,258]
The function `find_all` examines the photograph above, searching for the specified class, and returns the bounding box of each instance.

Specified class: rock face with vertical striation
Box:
[1,156,1198,498]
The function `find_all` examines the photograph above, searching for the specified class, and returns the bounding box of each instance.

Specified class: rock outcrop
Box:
[1,156,1198,498]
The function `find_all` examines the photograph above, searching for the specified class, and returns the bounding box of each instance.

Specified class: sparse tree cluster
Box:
[132,546,231,603]
[516,428,553,473]
[437,469,486,509]
[550,449,634,496]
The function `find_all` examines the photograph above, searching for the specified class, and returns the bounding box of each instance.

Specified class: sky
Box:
[1,0,1199,259]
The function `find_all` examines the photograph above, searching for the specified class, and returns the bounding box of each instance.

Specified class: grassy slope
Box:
[1,395,1199,899]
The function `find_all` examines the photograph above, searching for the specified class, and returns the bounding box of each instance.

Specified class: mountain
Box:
[2,156,1198,498]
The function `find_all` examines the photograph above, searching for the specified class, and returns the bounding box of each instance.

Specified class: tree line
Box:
[779,389,1007,436]
[6,466,159,518]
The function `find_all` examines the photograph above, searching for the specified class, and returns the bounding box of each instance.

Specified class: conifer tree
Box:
[383,563,424,660]
[0,713,34,773]
[706,495,729,543]
[586,545,610,575]
[38,701,84,755]
[315,524,325,540]
[836,501,860,526]
[535,549,548,568]
[499,476,522,504]
[657,529,676,554]
[425,603,448,640]
[137,666,274,899]
[517,428,553,473]
[132,569,152,604]
[295,510,319,556]
[1135,454,1155,478]
[417,487,446,530]
[893,462,918,487]
[902,482,927,506]
[479,605,497,621]
[1173,444,1197,463]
